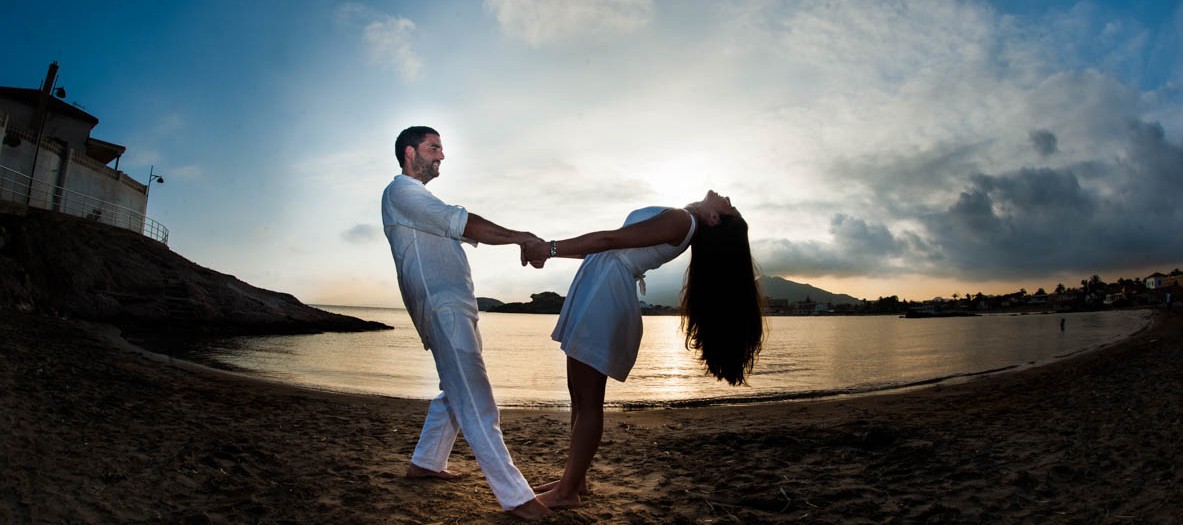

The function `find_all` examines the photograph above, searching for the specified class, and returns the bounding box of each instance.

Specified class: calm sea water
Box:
[197,307,1150,408]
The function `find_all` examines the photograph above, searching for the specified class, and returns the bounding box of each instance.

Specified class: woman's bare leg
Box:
[531,478,592,495]
[532,367,593,495]
[536,357,607,509]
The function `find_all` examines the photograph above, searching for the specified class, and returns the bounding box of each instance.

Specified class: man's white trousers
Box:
[410,307,535,510]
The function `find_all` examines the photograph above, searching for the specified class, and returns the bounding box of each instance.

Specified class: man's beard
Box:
[413,155,440,181]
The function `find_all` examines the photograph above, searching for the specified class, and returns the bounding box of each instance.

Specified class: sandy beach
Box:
[1,309,1180,524]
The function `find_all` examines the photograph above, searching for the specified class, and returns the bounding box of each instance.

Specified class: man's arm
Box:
[383,177,469,241]
[463,213,540,246]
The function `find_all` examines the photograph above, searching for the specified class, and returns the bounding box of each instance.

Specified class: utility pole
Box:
[26,62,60,206]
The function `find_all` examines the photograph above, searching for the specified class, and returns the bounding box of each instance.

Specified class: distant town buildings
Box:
[763,296,837,315]
[760,270,1181,316]
[1144,272,1173,289]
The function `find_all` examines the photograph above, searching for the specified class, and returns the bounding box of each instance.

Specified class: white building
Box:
[1144,272,1166,289]
[0,63,166,243]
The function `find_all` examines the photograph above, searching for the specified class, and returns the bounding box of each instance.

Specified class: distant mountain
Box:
[759,275,860,305]
[477,277,859,314]
[610,274,861,308]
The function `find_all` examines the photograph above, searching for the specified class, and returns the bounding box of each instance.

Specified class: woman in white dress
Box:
[521,190,765,509]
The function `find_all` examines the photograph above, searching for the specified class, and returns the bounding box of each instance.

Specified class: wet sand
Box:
[1,309,1180,524]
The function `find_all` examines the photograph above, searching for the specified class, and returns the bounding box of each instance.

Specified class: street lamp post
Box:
[145,165,164,204]
[145,165,164,214]
[146,165,164,197]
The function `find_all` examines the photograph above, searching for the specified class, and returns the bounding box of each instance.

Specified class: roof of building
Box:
[0,86,100,126]
[85,137,127,164]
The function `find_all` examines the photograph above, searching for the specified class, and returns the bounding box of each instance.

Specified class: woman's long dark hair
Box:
[680,214,765,386]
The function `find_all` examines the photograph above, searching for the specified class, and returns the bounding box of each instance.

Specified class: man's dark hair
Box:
[395,126,440,168]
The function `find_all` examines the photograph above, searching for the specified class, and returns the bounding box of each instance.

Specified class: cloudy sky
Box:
[3,0,1180,307]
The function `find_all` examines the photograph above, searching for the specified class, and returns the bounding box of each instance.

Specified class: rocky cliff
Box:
[0,208,389,336]
[488,291,565,314]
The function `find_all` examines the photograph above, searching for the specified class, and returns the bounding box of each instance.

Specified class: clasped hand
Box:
[519,238,550,268]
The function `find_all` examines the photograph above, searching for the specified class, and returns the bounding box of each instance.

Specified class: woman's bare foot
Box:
[509,498,550,521]
[532,479,592,495]
[536,488,582,510]
[405,463,463,480]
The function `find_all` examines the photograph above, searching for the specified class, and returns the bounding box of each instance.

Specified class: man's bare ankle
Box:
[405,464,463,480]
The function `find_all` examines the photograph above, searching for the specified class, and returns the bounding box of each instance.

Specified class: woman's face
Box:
[699,190,740,225]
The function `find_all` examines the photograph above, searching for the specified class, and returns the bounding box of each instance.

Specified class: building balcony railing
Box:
[0,164,169,244]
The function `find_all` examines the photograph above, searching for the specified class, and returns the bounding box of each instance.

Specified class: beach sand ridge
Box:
[2,309,1180,524]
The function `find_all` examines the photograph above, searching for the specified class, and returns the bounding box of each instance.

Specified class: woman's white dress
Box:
[551,206,696,381]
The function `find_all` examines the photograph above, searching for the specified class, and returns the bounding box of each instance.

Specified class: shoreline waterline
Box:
[133,307,1153,410]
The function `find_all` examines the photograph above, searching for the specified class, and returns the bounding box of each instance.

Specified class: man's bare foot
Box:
[532,479,592,495]
[537,488,582,510]
[405,463,463,480]
[509,498,550,521]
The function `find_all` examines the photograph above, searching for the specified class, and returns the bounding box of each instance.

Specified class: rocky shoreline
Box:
[0,209,388,337]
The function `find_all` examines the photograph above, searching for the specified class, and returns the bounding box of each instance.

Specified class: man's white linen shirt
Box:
[381,174,479,349]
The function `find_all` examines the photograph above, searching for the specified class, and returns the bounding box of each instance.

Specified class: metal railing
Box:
[0,164,169,244]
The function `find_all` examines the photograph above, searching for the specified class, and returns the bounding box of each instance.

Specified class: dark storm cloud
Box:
[753,214,921,277]
[923,119,1182,279]
[922,168,1097,277]
[755,119,1182,281]
[829,141,983,217]
[1029,129,1058,156]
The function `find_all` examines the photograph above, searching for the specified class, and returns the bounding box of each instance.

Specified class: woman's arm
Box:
[523,209,691,262]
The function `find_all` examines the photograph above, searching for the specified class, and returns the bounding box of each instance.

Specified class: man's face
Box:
[409,134,444,183]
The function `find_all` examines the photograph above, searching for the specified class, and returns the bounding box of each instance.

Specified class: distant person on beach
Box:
[380,126,549,520]
[1061,318,1066,331]
[521,191,765,509]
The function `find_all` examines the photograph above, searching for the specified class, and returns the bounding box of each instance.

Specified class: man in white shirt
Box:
[380,126,549,520]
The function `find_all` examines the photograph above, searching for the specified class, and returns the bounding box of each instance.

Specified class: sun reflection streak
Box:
[628,317,703,401]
